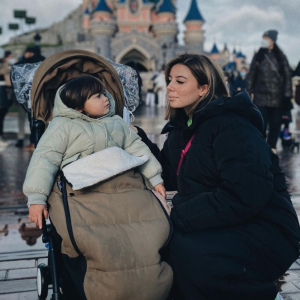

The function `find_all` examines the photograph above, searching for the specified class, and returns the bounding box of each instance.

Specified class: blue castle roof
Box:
[94,0,112,13]
[157,0,176,13]
[232,48,237,54]
[236,51,245,58]
[210,43,219,54]
[119,0,150,3]
[184,0,204,22]
[84,7,90,15]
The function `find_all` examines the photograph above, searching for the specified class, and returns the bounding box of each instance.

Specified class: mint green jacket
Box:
[23,87,163,205]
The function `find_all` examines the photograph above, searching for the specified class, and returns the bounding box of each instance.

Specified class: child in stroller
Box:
[14,50,172,300]
[24,75,166,229]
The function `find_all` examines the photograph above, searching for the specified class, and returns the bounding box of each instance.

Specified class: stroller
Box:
[279,111,299,153]
[11,50,173,300]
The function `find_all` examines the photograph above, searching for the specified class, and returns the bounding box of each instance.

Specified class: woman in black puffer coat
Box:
[136,54,300,300]
[247,30,292,152]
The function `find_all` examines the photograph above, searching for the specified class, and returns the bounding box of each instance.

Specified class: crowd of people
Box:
[0,45,45,150]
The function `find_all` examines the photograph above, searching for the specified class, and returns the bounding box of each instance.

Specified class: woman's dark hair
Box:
[60,76,105,110]
[164,54,229,120]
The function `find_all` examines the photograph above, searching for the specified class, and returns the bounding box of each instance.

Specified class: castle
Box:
[81,0,205,71]
[6,0,246,72]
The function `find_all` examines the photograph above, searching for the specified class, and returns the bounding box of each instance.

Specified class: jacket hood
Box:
[52,84,115,122]
[162,91,264,133]
[202,91,264,133]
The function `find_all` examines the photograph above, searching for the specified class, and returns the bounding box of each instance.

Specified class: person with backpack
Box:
[247,30,292,153]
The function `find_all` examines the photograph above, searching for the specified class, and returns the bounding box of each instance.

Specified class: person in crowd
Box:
[134,54,300,300]
[233,66,247,92]
[15,46,45,150]
[31,45,45,63]
[223,60,237,96]
[292,60,300,77]
[145,71,158,107]
[0,51,13,146]
[293,61,300,107]
[154,69,167,107]
[247,30,292,153]
[23,76,165,228]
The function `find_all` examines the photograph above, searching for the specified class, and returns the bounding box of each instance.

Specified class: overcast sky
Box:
[1,0,299,66]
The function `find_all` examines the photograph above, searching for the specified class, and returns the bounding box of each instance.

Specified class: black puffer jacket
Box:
[161,91,300,271]
[247,47,292,108]
[0,62,9,109]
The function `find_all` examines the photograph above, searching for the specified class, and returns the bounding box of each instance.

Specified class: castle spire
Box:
[210,42,219,54]
[184,0,204,22]
[157,0,176,14]
[93,0,112,13]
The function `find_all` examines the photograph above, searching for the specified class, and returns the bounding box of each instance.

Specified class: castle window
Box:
[129,0,139,14]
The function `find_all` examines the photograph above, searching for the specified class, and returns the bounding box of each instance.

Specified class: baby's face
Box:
[80,93,110,118]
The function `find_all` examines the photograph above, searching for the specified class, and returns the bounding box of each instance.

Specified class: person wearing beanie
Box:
[247,29,292,153]
[263,29,278,43]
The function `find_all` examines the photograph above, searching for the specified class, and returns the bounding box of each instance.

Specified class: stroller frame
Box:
[37,172,74,300]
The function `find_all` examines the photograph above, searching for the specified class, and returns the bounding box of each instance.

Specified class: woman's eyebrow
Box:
[169,75,187,79]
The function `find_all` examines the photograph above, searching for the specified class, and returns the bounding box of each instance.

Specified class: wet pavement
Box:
[0,106,300,299]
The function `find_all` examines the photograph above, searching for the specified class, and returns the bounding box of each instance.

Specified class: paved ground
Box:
[1,106,300,299]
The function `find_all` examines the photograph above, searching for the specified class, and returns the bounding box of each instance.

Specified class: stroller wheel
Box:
[37,263,50,299]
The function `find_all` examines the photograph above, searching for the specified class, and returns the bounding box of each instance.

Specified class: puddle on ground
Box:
[0,212,45,253]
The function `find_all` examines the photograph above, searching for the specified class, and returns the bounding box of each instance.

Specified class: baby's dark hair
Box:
[60,76,105,110]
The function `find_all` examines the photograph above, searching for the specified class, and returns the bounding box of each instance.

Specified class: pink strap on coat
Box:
[176,134,195,175]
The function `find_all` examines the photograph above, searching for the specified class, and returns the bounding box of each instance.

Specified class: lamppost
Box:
[162,43,167,70]
[33,31,41,46]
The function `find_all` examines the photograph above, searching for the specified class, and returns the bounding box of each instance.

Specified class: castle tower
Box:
[90,0,116,58]
[83,7,91,28]
[93,0,113,21]
[221,43,230,62]
[232,47,237,60]
[209,42,220,61]
[152,0,177,68]
[116,0,153,33]
[235,50,246,69]
[183,0,205,53]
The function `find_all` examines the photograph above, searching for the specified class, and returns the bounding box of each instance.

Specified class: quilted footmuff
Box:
[48,169,173,300]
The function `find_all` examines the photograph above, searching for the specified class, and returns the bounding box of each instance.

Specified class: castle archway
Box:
[116,45,153,72]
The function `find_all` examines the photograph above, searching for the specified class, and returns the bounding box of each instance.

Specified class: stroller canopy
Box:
[31,50,125,124]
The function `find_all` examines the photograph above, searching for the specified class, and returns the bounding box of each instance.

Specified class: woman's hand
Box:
[152,185,170,215]
[154,183,166,199]
[29,204,48,229]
